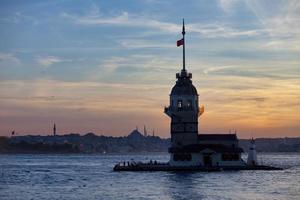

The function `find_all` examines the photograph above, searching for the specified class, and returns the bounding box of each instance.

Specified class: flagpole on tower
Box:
[182,18,186,71]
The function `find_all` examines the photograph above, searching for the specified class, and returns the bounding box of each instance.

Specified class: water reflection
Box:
[0,153,299,200]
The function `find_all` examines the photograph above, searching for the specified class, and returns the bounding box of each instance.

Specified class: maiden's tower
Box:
[164,19,244,168]
[113,20,282,171]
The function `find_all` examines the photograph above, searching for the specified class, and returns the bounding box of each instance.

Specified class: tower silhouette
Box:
[164,19,201,147]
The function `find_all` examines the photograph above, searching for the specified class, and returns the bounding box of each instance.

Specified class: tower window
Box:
[177,100,182,108]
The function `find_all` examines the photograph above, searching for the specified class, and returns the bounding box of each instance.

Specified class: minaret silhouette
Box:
[53,123,56,136]
[143,125,147,137]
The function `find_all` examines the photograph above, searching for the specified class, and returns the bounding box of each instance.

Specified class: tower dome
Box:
[170,71,198,96]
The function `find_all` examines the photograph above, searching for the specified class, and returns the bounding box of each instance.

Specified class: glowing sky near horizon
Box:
[0,0,299,138]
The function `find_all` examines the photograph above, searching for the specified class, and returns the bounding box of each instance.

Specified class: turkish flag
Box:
[177,38,184,47]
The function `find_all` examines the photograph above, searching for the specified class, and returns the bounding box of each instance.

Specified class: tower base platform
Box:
[113,162,283,172]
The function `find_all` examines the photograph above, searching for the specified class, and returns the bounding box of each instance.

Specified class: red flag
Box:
[177,38,184,47]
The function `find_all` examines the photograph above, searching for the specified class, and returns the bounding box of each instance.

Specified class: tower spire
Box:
[182,18,186,71]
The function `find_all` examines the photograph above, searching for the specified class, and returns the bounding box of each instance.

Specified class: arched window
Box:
[177,100,182,108]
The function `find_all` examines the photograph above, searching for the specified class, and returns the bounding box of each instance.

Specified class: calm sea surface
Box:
[0,153,299,200]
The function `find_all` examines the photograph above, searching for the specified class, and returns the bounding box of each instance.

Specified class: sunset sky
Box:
[0,0,299,138]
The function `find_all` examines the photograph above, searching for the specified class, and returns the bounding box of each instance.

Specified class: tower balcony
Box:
[176,72,192,79]
[164,106,199,118]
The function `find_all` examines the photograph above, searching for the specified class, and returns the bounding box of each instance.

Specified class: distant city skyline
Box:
[0,0,299,138]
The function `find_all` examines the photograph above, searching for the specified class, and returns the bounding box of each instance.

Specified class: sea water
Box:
[0,153,299,200]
